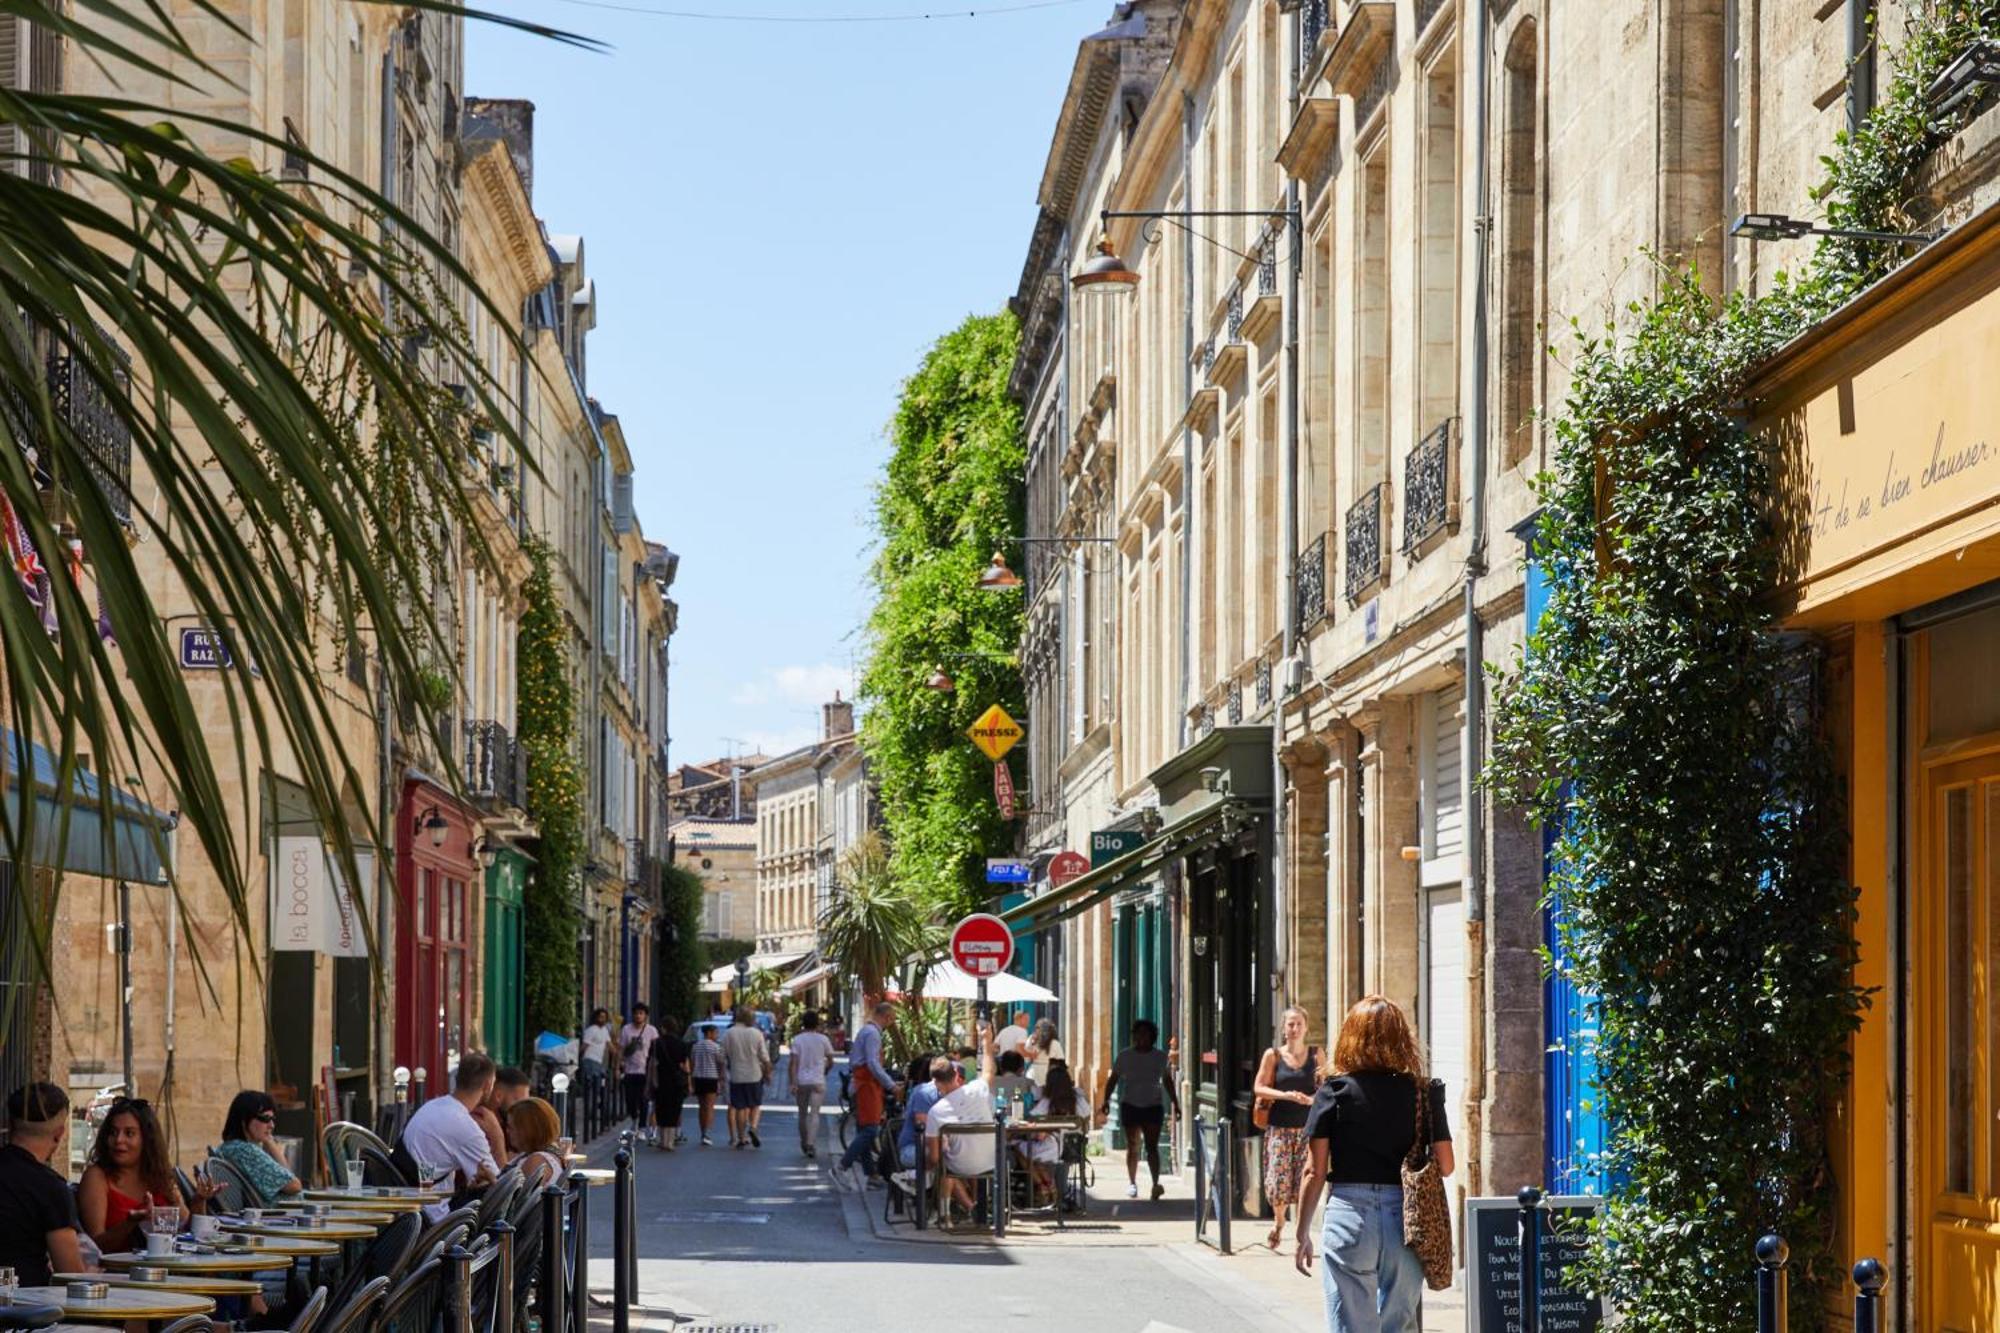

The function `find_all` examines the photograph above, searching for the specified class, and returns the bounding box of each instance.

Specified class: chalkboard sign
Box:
[1464,1195,1607,1333]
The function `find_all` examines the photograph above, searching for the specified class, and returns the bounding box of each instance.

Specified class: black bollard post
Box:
[621,1142,638,1293]
[447,1244,474,1333]
[992,1112,1009,1239]
[539,1187,565,1333]
[915,1129,928,1231]
[1852,1257,1886,1333]
[613,1145,634,1333]
[1216,1119,1232,1256]
[1755,1234,1790,1333]
[569,1179,589,1333]
[1518,1187,1544,1333]
[489,1220,515,1333]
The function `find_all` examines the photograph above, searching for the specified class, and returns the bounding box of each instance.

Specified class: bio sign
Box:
[1091,828,1146,867]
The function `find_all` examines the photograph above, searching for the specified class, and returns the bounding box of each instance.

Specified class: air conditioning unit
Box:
[1280,656,1307,696]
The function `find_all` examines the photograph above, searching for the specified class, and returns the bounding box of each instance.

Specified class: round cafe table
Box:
[101,1249,298,1275]
[10,1283,215,1324]
[225,1219,376,1242]
[301,1189,436,1213]
[269,1203,397,1224]
[54,1271,263,1297]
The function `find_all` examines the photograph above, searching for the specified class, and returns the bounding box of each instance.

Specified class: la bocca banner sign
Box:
[272,836,370,958]
[949,912,1016,978]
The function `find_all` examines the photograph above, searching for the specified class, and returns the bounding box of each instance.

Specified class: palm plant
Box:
[815,831,942,1007]
[0,0,586,980]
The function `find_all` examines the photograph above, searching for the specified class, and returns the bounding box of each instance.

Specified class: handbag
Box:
[1400,1076,1454,1290]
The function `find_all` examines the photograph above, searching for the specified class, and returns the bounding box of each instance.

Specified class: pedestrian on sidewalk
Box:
[1023,1017,1065,1086]
[721,1007,773,1148]
[581,1008,614,1128]
[618,1004,660,1144]
[836,999,902,1185]
[788,1010,835,1157]
[1293,995,1454,1333]
[1254,1006,1321,1253]
[1101,1018,1177,1201]
[689,1025,724,1146]
[651,1017,691,1151]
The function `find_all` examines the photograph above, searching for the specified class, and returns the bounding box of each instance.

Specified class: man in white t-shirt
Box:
[400,1052,500,1222]
[786,1010,836,1158]
[925,1018,999,1213]
[720,1008,773,1149]
[994,1010,1031,1057]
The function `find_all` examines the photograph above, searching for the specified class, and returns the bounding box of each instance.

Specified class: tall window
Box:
[1418,49,1459,434]
[1258,391,1280,646]
[1500,20,1542,467]
[1355,145,1390,490]
[1306,222,1333,540]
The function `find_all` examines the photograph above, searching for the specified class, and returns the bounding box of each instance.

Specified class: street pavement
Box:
[572,1055,1457,1333]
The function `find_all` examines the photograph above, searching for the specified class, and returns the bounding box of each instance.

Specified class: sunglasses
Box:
[254,1112,277,1124]
[109,1097,152,1115]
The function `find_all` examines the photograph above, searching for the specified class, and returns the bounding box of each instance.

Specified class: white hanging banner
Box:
[272,836,372,957]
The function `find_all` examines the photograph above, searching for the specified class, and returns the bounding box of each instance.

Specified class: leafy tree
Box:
[657,863,706,1027]
[519,540,581,1038]
[859,311,1025,917]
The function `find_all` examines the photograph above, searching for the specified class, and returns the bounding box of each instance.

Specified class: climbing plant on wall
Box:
[519,539,582,1038]
[1489,7,2000,1328]
[859,312,1026,918]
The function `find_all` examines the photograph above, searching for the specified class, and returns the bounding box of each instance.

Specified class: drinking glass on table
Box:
[343,1156,365,1190]
[0,1264,19,1303]
[143,1205,180,1256]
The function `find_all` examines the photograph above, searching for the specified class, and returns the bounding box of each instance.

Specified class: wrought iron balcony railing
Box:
[1258,237,1279,297]
[1226,681,1243,725]
[464,719,526,810]
[1401,419,1457,554]
[1301,0,1332,67]
[1295,533,1329,630]
[1345,483,1387,603]
[1226,286,1244,343]
[44,326,134,526]
[1255,657,1272,709]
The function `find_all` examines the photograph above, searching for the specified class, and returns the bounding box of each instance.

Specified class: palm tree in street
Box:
[817,831,942,1008]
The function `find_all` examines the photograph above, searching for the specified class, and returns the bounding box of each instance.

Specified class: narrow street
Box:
[578,1057,1332,1333]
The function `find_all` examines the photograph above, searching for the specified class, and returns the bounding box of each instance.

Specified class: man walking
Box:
[835,999,901,1188]
[721,1006,772,1148]
[618,1004,660,1144]
[787,1010,835,1157]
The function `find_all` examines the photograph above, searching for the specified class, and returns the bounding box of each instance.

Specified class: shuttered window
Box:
[1421,686,1464,886]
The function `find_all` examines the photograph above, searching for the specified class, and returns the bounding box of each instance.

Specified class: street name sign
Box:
[949,912,1015,978]
[1465,1195,1607,1333]
[985,858,1032,885]
[1091,828,1147,867]
[1048,850,1090,889]
[967,704,1024,762]
[179,627,236,670]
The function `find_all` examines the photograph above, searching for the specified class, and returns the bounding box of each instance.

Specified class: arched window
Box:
[1499,19,1541,468]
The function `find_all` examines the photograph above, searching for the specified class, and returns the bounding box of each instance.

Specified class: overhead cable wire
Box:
[545,0,1086,21]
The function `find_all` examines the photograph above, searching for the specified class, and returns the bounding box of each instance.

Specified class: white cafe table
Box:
[9,1283,215,1324]
[100,1249,296,1275]
[224,1219,376,1242]
[54,1271,263,1297]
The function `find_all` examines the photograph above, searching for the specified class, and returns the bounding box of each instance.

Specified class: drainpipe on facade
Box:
[1463,0,1494,1199]
[1847,0,1875,134]
[1179,91,1197,753]
[1273,7,1305,1010]
[374,43,399,1117]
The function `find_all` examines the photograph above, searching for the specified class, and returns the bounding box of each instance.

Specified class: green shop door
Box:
[483,849,527,1065]
[1111,893,1171,1148]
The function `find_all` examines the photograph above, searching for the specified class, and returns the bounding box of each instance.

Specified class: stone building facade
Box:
[743,697,856,965]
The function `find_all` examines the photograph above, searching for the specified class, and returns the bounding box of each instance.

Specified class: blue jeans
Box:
[1321,1184,1422,1333]
[840,1121,880,1172]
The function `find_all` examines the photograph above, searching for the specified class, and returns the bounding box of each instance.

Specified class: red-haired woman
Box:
[1292,996,1454,1332]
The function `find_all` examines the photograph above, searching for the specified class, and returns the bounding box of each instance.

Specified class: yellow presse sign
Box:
[967,704,1023,762]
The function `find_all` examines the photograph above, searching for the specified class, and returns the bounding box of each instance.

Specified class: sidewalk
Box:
[837,1151,1465,1332]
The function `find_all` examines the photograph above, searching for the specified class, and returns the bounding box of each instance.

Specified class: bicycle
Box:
[835,1068,855,1151]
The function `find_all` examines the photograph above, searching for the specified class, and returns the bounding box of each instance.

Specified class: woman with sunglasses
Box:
[78,1097,214,1254]
[213,1091,304,1205]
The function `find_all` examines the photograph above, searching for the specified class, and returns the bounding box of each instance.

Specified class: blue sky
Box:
[467,1,1096,766]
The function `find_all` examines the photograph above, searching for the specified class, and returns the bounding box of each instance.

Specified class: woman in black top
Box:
[1254,1005,1320,1252]
[1293,996,1454,1332]
[650,1017,690,1152]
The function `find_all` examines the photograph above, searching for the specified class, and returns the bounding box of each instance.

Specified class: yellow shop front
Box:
[1753,200,2000,1332]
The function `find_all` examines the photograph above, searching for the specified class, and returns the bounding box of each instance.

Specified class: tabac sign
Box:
[967,704,1023,762]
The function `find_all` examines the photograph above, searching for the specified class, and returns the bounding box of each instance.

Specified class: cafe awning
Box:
[1,729,176,883]
[999,796,1240,938]
[701,950,808,990]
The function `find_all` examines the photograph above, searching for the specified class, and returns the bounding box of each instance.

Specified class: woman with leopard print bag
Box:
[1291,995,1456,1330]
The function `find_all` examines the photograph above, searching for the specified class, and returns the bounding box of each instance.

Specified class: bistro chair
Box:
[359,1143,410,1188]
[471,1171,524,1234]
[320,1276,389,1333]
[286,1287,330,1333]
[0,1303,62,1331]
[201,1152,255,1214]
[320,1122,391,1184]
[333,1211,421,1308]
[157,1317,213,1333]
[407,1206,479,1279]
[444,1241,504,1333]
[374,1257,445,1333]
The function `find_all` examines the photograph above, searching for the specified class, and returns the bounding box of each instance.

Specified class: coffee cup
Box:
[143,1230,176,1257]
[241,1207,262,1224]
[189,1215,220,1242]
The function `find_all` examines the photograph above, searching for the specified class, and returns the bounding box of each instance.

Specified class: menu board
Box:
[1464,1195,1607,1333]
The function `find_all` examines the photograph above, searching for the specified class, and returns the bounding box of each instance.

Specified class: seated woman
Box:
[213,1091,304,1206]
[78,1097,214,1255]
[1015,1065,1082,1201]
[507,1097,568,1186]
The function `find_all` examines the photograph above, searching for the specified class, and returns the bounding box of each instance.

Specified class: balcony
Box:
[1295,533,1329,631]
[43,326,133,526]
[1345,483,1387,603]
[1240,237,1284,342]
[1208,292,1248,385]
[1402,419,1458,556]
[463,719,526,810]
[1300,0,1332,68]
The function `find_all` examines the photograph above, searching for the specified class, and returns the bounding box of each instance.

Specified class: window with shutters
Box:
[1419,686,1465,886]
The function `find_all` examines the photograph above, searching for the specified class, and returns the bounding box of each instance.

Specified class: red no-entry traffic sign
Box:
[1048,850,1090,889]
[949,912,1016,978]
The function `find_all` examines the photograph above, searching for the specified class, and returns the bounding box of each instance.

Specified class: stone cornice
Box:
[464,140,553,298]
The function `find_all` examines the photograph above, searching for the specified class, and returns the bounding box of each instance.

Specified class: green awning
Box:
[1001,797,1235,938]
[1,730,176,882]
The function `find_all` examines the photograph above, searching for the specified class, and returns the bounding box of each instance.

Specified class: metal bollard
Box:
[1518,1187,1544,1333]
[992,1112,1009,1239]
[613,1145,634,1333]
[539,1186,566,1333]
[568,1178,589,1333]
[1755,1234,1790,1333]
[447,1244,474,1333]
[1852,1256,1886,1333]
[621,1142,638,1293]
[1216,1119,1232,1256]
[490,1220,515,1333]
[915,1130,928,1231]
